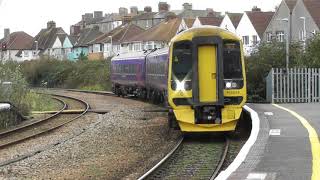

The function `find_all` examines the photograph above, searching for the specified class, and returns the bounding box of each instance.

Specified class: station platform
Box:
[219,103,320,180]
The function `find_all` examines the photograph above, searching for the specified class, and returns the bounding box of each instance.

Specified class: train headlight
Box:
[225,82,232,89]
[224,79,244,89]
[176,80,185,91]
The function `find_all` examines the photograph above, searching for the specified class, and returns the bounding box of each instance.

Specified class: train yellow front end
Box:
[167,26,247,132]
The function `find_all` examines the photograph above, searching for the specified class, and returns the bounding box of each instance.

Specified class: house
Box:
[0,29,34,62]
[220,13,243,33]
[50,33,74,60]
[32,21,67,59]
[124,17,182,53]
[263,0,297,42]
[176,18,195,33]
[89,23,144,59]
[131,3,172,29]
[236,7,274,55]
[69,26,103,61]
[264,0,320,43]
[192,16,223,27]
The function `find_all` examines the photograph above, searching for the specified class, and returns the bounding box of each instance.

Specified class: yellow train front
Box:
[167,26,247,132]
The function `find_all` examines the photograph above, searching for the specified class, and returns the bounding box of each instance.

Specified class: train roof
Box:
[147,47,169,57]
[171,26,241,43]
[111,51,150,61]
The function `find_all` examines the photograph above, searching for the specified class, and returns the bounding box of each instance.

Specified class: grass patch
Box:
[26,92,62,111]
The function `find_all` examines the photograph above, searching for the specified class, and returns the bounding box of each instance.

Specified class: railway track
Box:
[0,94,89,149]
[139,135,229,180]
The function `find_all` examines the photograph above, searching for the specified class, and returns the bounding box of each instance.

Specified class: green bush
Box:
[0,62,30,128]
[21,59,111,90]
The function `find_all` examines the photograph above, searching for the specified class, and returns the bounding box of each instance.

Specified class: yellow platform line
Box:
[273,104,320,180]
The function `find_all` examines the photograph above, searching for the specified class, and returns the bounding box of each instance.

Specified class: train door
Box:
[198,45,217,103]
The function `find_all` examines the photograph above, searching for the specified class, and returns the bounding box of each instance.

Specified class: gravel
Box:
[0,91,181,179]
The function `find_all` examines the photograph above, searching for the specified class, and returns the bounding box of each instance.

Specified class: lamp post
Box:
[299,17,306,50]
[278,18,290,70]
[108,35,113,56]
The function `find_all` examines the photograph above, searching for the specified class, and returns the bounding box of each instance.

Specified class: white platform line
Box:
[215,105,260,180]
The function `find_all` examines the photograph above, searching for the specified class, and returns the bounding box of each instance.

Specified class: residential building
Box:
[0,29,34,62]
[50,33,74,60]
[264,0,320,43]
[192,16,223,27]
[32,21,67,59]
[236,7,274,55]
[89,23,144,59]
[124,17,182,53]
[220,13,243,33]
[69,26,103,61]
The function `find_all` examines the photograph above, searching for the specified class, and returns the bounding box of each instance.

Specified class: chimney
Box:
[4,28,10,39]
[119,7,128,16]
[47,21,56,29]
[144,6,152,13]
[82,13,94,22]
[130,6,138,15]
[94,11,103,18]
[158,2,170,12]
[122,16,132,24]
[182,3,192,10]
[206,8,214,17]
[70,25,81,36]
[252,6,261,12]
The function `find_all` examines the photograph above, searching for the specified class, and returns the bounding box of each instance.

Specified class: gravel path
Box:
[0,91,181,179]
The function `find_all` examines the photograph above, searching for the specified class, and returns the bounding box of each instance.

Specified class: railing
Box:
[266,68,320,103]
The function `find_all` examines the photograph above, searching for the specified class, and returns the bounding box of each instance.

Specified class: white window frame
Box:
[242,36,249,45]
[276,31,284,42]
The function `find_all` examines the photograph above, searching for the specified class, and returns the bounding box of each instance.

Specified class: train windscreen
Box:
[223,42,242,79]
[172,41,192,81]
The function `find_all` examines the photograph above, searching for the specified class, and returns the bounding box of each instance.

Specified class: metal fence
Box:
[266,68,320,103]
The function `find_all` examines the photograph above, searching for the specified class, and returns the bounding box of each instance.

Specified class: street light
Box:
[108,35,113,56]
[278,18,290,70]
[299,17,306,50]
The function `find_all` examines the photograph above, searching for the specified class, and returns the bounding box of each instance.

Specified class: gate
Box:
[266,68,320,103]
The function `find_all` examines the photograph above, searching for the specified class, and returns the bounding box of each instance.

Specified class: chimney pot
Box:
[47,21,56,29]
[144,6,152,13]
[4,28,10,39]
[158,2,170,12]
[94,11,103,18]
[182,3,192,10]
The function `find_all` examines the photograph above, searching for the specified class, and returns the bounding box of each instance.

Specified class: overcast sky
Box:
[0,0,281,38]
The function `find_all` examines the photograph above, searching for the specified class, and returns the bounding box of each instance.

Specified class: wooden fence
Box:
[266,68,320,103]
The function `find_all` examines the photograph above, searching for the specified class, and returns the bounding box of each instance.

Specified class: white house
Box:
[192,16,223,28]
[49,34,73,60]
[220,13,243,34]
[0,30,35,62]
[236,9,274,55]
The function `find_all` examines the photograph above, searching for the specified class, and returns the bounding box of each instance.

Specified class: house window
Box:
[252,35,258,45]
[242,36,249,45]
[24,51,29,57]
[145,41,153,50]
[276,31,285,42]
[266,32,272,42]
[129,44,133,51]
[134,43,141,51]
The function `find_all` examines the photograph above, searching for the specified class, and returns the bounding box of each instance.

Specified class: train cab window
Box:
[171,41,192,81]
[223,41,242,79]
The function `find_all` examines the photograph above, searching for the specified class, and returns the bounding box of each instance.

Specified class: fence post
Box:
[307,68,311,103]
